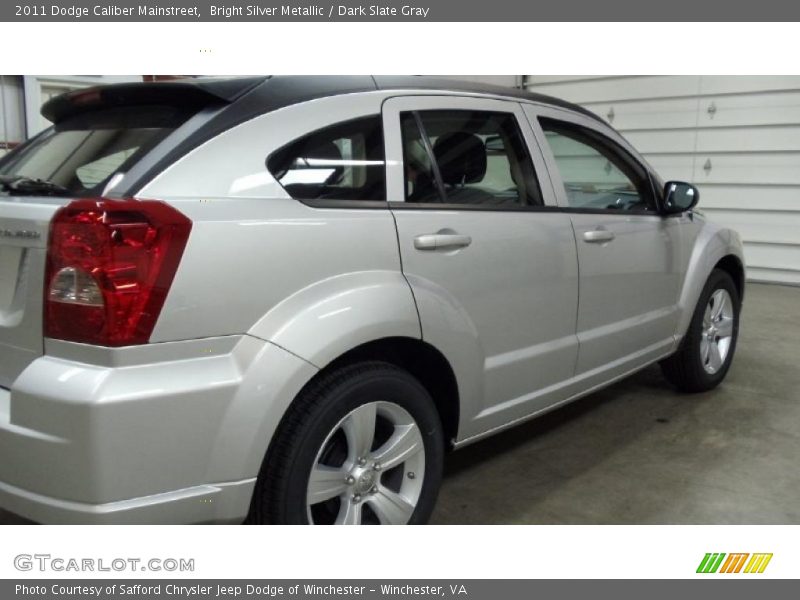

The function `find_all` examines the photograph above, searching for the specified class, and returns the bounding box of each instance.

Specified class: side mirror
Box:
[662,181,699,214]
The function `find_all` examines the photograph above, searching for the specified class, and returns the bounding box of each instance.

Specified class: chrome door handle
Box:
[413,233,472,251]
[582,229,615,244]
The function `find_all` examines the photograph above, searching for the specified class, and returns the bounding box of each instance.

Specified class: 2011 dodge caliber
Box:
[0,76,744,524]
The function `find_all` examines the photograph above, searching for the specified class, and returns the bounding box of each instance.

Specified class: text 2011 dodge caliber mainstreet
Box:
[0,76,744,524]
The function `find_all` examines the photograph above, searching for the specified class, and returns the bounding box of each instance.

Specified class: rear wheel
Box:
[661,269,740,392]
[251,361,444,525]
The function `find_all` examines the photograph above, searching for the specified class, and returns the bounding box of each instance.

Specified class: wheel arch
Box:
[676,224,745,340]
[714,254,745,303]
[263,336,461,460]
[316,337,461,446]
[245,336,460,522]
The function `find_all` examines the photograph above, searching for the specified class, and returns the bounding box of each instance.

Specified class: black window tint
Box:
[401,110,542,207]
[268,116,385,202]
[539,118,655,212]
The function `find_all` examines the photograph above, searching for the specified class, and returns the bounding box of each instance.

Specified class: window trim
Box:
[297,198,389,210]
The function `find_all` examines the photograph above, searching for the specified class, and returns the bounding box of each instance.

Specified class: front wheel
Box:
[250,362,444,525]
[661,269,740,392]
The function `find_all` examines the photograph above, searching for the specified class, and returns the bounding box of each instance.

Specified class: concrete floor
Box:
[432,283,800,524]
[1,283,798,525]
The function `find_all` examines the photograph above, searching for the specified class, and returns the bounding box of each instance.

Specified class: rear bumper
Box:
[0,335,317,524]
[0,474,255,524]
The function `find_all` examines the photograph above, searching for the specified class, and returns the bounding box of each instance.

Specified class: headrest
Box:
[306,140,343,164]
[433,132,487,185]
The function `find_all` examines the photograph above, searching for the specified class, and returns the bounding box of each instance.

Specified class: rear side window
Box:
[268,116,385,202]
[400,110,542,208]
[0,105,189,197]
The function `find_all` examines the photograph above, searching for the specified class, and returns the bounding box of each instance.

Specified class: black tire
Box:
[660,269,740,393]
[250,361,444,525]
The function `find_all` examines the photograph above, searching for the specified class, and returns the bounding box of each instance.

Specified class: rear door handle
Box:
[582,229,616,244]
[414,233,472,251]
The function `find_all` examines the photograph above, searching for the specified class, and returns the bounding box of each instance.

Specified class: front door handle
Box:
[414,233,472,251]
[582,228,616,244]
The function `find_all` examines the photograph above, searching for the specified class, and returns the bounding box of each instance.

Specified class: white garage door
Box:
[525,76,800,285]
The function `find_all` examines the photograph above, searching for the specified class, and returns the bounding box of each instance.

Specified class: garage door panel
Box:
[702,209,800,244]
[624,130,697,154]
[641,155,694,182]
[698,185,800,211]
[746,266,800,285]
[525,76,700,104]
[696,126,800,153]
[699,76,800,96]
[527,76,618,85]
[744,243,800,272]
[695,153,800,186]
[697,92,800,128]
[587,98,699,131]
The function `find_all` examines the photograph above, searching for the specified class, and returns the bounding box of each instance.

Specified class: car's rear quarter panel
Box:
[140,93,422,356]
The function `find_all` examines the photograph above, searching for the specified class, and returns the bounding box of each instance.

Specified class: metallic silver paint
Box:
[0,88,745,523]
[0,198,61,387]
[0,336,316,523]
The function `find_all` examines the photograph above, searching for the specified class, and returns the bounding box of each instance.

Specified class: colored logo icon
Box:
[697,553,773,574]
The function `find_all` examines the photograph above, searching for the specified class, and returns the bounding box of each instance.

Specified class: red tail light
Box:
[45,198,192,346]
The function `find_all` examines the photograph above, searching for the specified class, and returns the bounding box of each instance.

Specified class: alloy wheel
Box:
[700,288,735,374]
[306,401,425,524]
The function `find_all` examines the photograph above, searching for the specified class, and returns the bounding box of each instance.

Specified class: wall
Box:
[526,76,800,285]
[438,75,521,88]
[0,76,25,158]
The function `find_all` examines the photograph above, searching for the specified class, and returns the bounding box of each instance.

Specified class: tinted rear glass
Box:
[0,105,190,197]
[267,116,386,202]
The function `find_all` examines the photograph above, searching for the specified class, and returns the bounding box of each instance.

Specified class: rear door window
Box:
[0,105,189,197]
[400,110,542,207]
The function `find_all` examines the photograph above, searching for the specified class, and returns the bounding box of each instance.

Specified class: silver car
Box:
[0,76,744,525]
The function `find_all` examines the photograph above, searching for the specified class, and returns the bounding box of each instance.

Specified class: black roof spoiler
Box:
[43,75,602,125]
[41,76,269,123]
